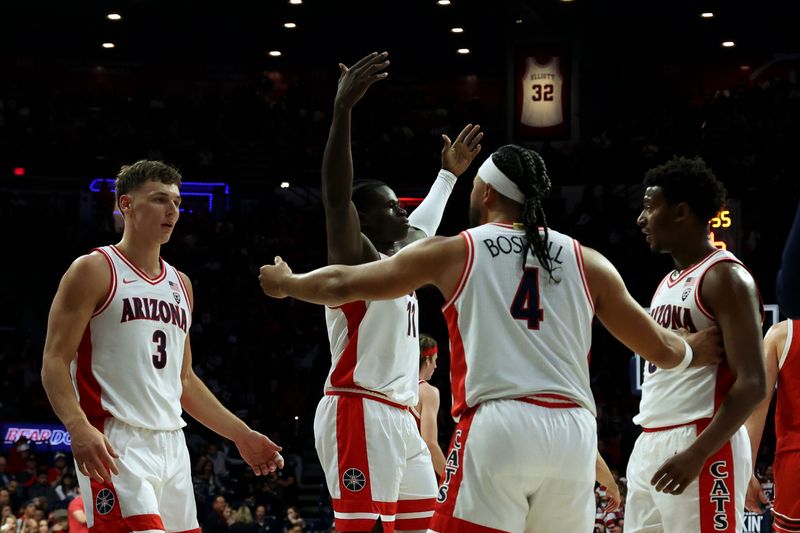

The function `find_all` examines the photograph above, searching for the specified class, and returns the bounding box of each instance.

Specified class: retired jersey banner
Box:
[514,45,571,140]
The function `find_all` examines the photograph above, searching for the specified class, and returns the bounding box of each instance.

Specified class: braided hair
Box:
[491,145,555,280]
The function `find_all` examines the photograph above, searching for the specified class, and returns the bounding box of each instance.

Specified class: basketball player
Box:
[413,335,446,478]
[777,202,800,318]
[315,51,483,533]
[41,161,283,532]
[626,156,766,533]
[744,320,800,533]
[259,145,723,532]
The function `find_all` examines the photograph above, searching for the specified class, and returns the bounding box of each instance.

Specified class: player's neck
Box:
[670,239,717,271]
[115,235,163,277]
[485,210,520,225]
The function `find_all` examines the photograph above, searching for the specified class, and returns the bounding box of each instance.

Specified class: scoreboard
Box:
[708,199,741,255]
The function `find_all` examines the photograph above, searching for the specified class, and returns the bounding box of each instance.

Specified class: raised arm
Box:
[322,52,389,265]
[744,321,783,511]
[582,246,721,370]
[403,124,483,244]
[259,235,466,306]
[177,272,283,475]
[41,253,120,484]
[651,262,766,495]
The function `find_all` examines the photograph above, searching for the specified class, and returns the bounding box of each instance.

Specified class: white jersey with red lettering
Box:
[633,249,751,428]
[71,245,192,431]
[324,255,419,407]
[443,223,595,417]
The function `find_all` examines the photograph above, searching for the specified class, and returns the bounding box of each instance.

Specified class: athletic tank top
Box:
[776,319,800,453]
[71,245,191,431]
[634,249,755,428]
[520,56,564,128]
[443,223,595,418]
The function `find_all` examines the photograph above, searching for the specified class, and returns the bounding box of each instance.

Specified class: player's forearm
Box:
[41,355,90,431]
[690,377,766,460]
[408,170,457,238]
[321,106,355,210]
[426,441,446,477]
[743,391,772,464]
[281,267,351,306]
[181,373,250,442]
[595,451,616,488]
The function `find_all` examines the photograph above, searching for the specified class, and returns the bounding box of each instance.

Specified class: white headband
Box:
[477,156,526,203]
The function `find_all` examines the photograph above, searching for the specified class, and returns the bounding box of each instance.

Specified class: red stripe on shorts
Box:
[430,407,478,529]
[429,514,508,533]
[334,395,378,531]
[88,477,165,533]
[395,498,436,531]
[697,420,736,533]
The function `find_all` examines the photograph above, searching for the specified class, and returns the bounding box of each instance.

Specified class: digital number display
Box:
[707,200,741,254]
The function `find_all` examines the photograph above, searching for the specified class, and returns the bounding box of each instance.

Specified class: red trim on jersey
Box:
[396,498,435,530]
[174,529,202,533]
[517,393,581,409]
[109,245,167,285]
[88,475,166,532]
[773,452,800,525]
[664,249,722,289]
[326,390,409,411]
[442,231,475,310]
[333,395,383,532]
[487,222,516,228]
[329,301,368,389]
[696,419,737,533]
[432,408,478,529]
[776,320,800,454]
[172,267,192,313]
[76,326,108,428]
[714,362,736,412]
[693,258,766,323]
[444,306,469,418]
[92,248,117,317]
[641,418,711,432]
[573,239,595,314]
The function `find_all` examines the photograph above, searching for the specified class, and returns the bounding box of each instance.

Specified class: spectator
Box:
[52,474,76,508]
[66,488,88,533]
[285,507,305,531]
[229,506,256,533]
[35,520,47,533]
[0,458,11,488]
[203,495,230,533]
[0,516,17,533]
[26,473,56,509]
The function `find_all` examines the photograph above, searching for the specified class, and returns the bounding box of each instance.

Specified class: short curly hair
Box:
[643,156,727,222]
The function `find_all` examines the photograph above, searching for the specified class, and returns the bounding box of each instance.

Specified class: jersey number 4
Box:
[152,330,167,369]
[510,268,544,329]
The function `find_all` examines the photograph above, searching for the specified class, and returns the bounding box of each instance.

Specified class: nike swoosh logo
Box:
[123,278,137,284]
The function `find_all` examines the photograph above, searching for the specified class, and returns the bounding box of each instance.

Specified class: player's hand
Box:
[683,326,724,368]
[334,52,389,110]
[650,447,705,495]
[602,482,621,512]
[441,124,483,177]
[69,421,120,484]
[235,430,284,476]
[259,256,293,299]
[745,474,770,512]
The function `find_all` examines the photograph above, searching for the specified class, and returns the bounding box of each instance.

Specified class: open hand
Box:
[683,326,724,367]
[259,256,293,298]
[651,447,705,495]
[334,52,390,109]
[70,421,120,484]
[441,124,483,176]
[235,430,284,476]
[745,474,770,512]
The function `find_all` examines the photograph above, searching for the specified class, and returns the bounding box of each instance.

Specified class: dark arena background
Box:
[1,1,798,532]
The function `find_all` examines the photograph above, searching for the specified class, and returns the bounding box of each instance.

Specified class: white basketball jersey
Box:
[443,223,595,418]
[520,57,564,128]
[71,245,191,431]
[633,249,750,428]
[324,256,419,406]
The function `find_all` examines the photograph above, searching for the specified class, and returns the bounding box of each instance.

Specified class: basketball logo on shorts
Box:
[342,468,366,492]
[95,488,115,515]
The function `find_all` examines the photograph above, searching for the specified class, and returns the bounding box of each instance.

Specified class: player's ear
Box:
[674,202,691,223]
[118,194,132,214]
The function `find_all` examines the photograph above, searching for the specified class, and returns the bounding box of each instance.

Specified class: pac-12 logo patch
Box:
[681,287,692,301]
[173,292,182,304]
[95,488,116,515]
[342,468,366,492]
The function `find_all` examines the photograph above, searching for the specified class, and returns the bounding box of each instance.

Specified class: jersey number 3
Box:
[152,330,167,369]
[510,268,544,330]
